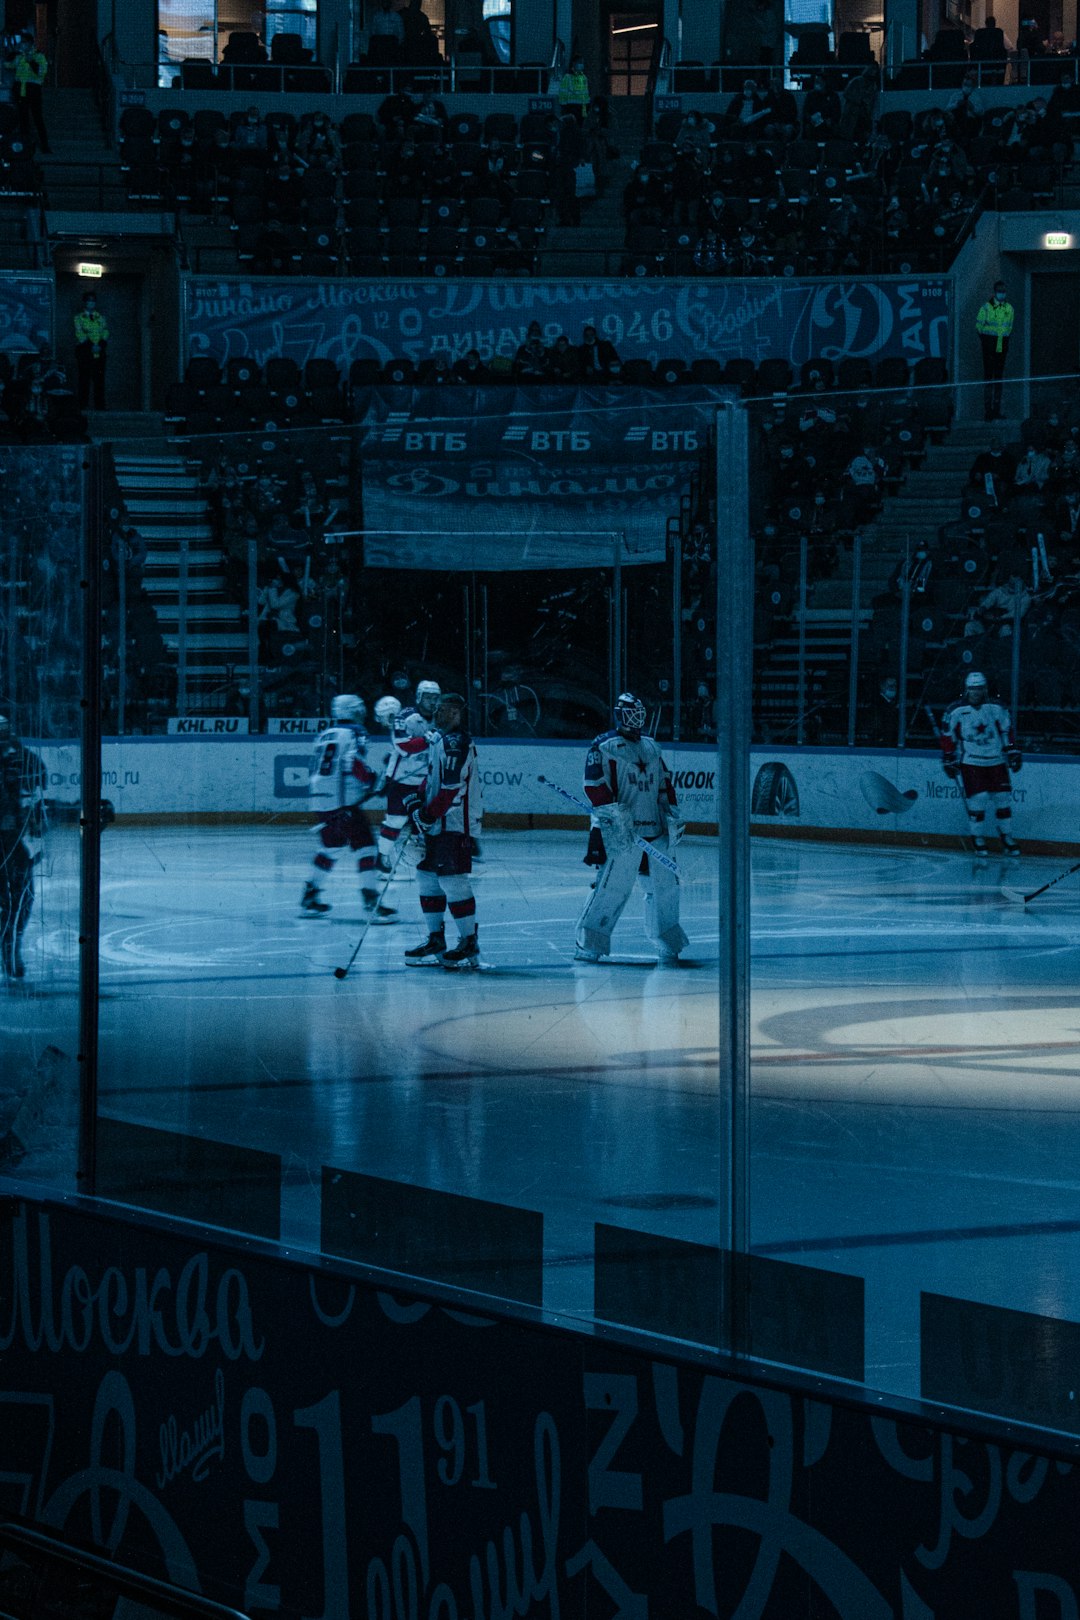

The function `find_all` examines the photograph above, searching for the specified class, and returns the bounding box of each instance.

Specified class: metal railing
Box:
[0,1520,251,1620]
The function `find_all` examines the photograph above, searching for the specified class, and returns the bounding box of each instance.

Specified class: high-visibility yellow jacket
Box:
[975,298,1014,353]
[74,311,109,347]
[11,49,47,93]
[558,69,589,110]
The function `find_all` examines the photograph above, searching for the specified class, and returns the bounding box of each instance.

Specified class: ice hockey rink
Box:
[14,823,1080,1399]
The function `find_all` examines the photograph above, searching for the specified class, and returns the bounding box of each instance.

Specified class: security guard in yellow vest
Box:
[6,32,50,153]
[558,56,590,120]
[74,292,109,409]
[975,279,1014,422]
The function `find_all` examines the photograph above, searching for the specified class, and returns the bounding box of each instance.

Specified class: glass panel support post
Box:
[672,524,682,743]
[117,534,127,736]
[177,530,189,718]
[897,570,911,748]
[77,449,104,1195]
[247,535,259,733]
[1010,582,1023,720]
[846,528,862,749]
[714,401,751,1352]
[796,533,808,746]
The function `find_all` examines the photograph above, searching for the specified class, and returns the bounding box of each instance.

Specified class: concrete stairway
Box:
[38,88,126,213]
[109,448,248,706]
[540,96,646,276]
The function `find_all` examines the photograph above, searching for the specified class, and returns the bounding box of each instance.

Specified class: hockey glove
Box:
[584,825,607,867]
[1007,749,1023,772]
[470,837,484,861]
[667,814,686,851]
[401,791,426,831]
[942,759,961,781]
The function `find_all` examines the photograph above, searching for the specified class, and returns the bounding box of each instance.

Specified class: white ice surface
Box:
[9,824,1080,1403]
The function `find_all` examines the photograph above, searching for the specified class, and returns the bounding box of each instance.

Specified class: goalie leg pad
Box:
[639,858,686,955]
[576,846,637,954]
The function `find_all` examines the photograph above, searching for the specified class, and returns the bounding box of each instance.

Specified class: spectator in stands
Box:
[297,112,341,166]
[838,65,878,143]
[1018,17,1047,57]
[553,113,583,225]
[258,566,302,647]
[927,19,968,61]
[970,434,1016,504]
[1015,442,1052,491]
[369,0,405,62]
[740,138,776,197]
[549,333,581,382]
[842,444,886,522]
[970,13,1008,68]
[578,325,619,380]
[558,55,591,121]
[866,674,900,744]
[6,32,49,154]
[975,279,1014,421]
[980,571,1031,631]
[765,81,799,143]
[801,73,841,139]
[453,348,490,383]
[584,104,612,196]
[693,228,724,275]
[513,321,551,380]
[414,352,450,384]
[726,78,772,139]
[232,107,268,155]
[414,97,447,132]
[674,110,714,163]
[401,0,439,64]
[946,71,985,139]
[471,137,514,207]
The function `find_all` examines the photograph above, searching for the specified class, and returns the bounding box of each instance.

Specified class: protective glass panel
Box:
[95,407,730,1346]
[0,446,85,1187]
[744,369,1080,1436]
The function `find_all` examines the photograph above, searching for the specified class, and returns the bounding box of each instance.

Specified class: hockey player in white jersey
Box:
[575,692,688,964]
[941,670,1021,856]
[402,692,484,970]
[300,694,398,921]
[378,679,440,871]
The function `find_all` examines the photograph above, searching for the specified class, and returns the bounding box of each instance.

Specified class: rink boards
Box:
[29,736,1080,853]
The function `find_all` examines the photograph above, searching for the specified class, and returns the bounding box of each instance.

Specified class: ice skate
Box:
[441,931,481,970]
[574,944,602,962]
[362,890,398,924]
[405,930,446,965]
[972,839,989,859]
[300,881,330,914]
[656,949,681,967]
[1000,836,1020,856]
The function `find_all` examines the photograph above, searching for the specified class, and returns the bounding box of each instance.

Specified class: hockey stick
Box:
[537,775,681,877]
[1002,860,1080,906]
[333,830,412,981]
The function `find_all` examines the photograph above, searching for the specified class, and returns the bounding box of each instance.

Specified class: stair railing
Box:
[0,1520,252,1619]
[548,37,565,96]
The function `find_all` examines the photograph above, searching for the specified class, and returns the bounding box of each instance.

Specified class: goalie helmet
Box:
[373,695,402,728]
[415,679,441,718]
[331,693,366,723]
[614,692,647,736]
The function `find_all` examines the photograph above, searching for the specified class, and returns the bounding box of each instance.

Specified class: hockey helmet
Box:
[435,691,466,731]
[374,695,402,727]
[964,671,988,704]
[614,692,647,736]
[415,679,441,717]
[331,693,366,723]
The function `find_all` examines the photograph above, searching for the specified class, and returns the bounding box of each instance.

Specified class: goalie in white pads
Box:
[940,670,1021,856]
[378,679,440,871]
[576,692,688,964]
[403,692,484,970]
[300,694,398,921]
